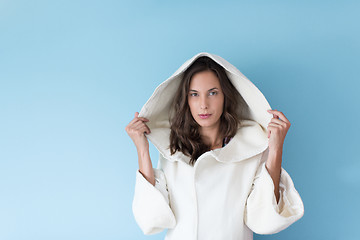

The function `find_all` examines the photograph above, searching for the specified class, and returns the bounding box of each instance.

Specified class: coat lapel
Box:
[211,120,269,163]
[146,120,269,165]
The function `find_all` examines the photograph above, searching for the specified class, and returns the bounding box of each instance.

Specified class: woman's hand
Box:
[125,112,151,151]
[265,109,291,203]
[266,109,291,153]
[125,112,155,185]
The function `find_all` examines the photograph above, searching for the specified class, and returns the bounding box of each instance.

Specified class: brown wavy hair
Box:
[169,56,249,166]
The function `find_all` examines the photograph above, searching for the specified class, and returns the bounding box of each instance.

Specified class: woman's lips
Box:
[199,114,211,119]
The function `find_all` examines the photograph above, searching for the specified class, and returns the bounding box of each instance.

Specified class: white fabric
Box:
[132,52,304,239]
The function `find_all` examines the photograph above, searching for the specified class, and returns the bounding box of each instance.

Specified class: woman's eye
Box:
[209,91,218,96]
[190,93,198,97]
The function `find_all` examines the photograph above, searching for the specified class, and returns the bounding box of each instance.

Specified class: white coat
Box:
[132,52,304,240]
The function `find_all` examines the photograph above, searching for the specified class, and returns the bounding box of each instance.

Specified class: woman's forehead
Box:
[189,71,221,90]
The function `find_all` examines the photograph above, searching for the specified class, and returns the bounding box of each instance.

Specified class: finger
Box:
[132,120,148,130]
[134,112,149,122]
[138,117,149,122]
[267,109,290,124]
[133,120,150,130]
[143,125,151,134]
[267,127,272,138]
[128,116,149,127]
[267,123,280,135]
[129,112,142,124]
[135,112,139,118]
[267,125,276,133]
[128,116,143,125]
[137,125,151,134]
[269,109,279,119]
[269,118,287,126]
[268,122,281,128]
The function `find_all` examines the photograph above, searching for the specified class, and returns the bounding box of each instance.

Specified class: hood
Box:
[138,52,273,164]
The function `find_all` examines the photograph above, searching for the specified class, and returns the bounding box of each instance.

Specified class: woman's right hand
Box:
[125,112,151,151]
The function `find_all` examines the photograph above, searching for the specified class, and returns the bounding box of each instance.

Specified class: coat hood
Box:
[138,52,274,164]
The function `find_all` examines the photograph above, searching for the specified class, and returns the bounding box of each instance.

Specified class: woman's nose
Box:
[200,96,208,109]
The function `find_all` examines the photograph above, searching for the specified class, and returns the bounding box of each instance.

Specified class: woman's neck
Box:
[200,127,223,150]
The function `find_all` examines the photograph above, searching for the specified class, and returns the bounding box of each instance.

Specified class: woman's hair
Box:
[169,56,248,166]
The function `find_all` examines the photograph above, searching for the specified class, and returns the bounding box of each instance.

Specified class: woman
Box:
[125,53,304,240]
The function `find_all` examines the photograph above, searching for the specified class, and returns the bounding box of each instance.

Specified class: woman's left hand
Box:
[266,109,291,153]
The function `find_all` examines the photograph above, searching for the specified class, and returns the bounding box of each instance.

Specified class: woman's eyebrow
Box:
[189,87,219,92]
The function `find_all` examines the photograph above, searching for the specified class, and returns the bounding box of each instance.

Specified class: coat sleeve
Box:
[132,154,176,235]
[244,147,304,234]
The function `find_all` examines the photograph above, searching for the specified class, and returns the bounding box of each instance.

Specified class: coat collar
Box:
[146,119,269,165]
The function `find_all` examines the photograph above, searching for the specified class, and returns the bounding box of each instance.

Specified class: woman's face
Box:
[188,70,224,131]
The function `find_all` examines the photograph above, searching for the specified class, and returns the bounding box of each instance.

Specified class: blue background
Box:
[1,0,359,239]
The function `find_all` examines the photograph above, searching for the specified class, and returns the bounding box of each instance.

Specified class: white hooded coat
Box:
[132,52,304,240]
